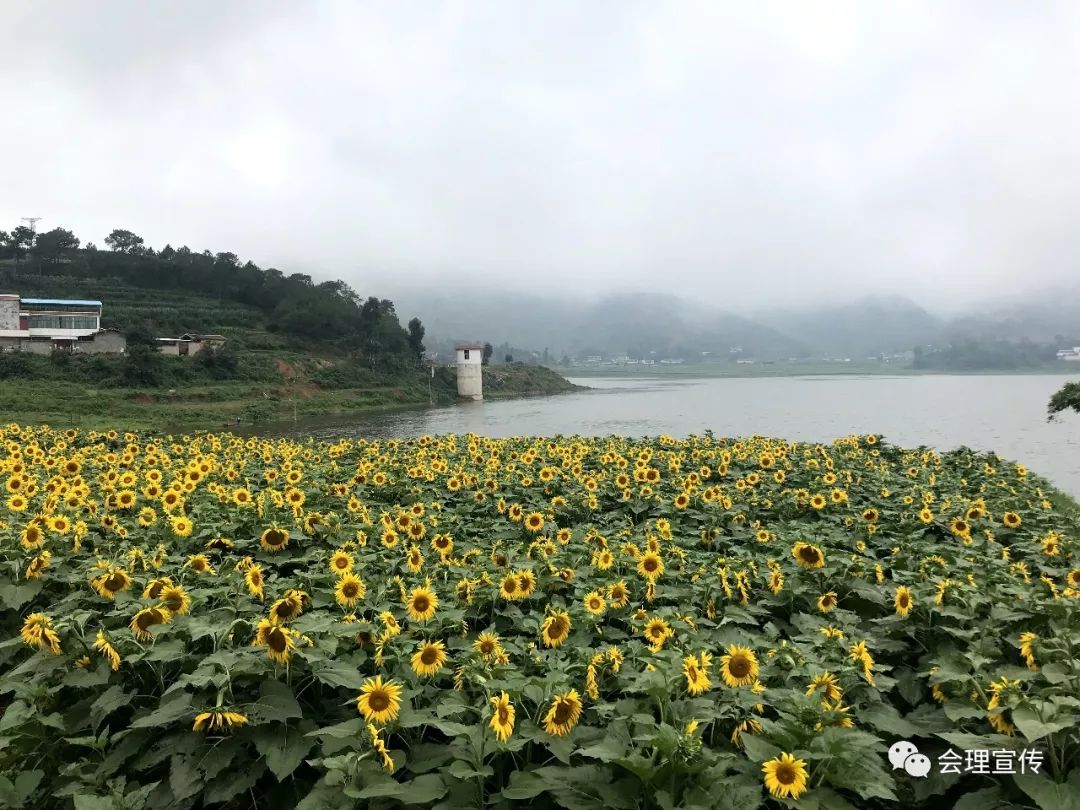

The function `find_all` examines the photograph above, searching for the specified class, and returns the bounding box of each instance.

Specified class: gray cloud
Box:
[2,1,1078,308]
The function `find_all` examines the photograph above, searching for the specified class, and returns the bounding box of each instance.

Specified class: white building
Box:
[455,343,483,400]
[0,293,122,353]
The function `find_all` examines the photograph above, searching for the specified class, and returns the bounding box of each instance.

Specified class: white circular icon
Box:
[904,753,932,778]
[888,740,919,770]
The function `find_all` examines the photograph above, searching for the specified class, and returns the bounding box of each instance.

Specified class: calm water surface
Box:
[279,375,1080,496]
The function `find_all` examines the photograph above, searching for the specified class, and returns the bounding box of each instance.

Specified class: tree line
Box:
[0,225,426,371]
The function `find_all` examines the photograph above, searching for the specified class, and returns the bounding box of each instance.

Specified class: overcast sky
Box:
[2,1,1078,308]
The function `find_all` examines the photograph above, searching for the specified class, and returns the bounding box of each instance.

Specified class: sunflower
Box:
[894,585,912,618]
[720,645,759,688]
[806,672,842,703]
[809,493,827,510]
[1067,569,1080,588]
[159,585,192,615]
[637,552,664,581]
[608,580,630,608]
[517,570,537,597]
[816,592,838,613]
[1002,512,1022,529]
[474,631,502,659]
[791,542,825,570]
[254,618,297,664]
[410,640,448,677]
[20,524,44,549]
[269,591,305,624]
[540,613,574,652]
[187,554,215,575]
[20,612,62,655]
[138,507,157,527]
[489,691,515,742]
[335,574,366,608]
[683,654,712,696]
[524,512,545,533]
[92,568,132,600]
[193,710,248,733]
[325,549,355,577]
[1019,632,1038,671]
[260,527,290,552]
[405,586,438,621]
[498,573,520,600]
[130,607,172,641]
[542,689,583,737]
[357,676,403,725]
[170,515,194,537]
[583,590,606,616]
[643,617,672,650]
[245,565,265,600]
[762,753,809,800]
[94,630,122,671]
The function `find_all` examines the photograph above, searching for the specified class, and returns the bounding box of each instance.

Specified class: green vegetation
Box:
[1048,381,1080,420]
[0,226,578,427]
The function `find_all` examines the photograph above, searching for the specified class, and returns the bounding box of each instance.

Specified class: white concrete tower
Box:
[455,343,484,400]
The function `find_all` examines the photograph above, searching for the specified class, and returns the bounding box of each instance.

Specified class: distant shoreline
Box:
[554,363,1080,380]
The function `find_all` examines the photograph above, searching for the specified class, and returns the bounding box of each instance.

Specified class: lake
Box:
[280,374,1080,497]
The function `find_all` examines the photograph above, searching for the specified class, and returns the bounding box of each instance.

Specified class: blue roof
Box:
[21,298,102,307]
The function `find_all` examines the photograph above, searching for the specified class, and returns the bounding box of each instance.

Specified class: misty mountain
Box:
[763,295,945,358]
[391,286,1080,362]
[391,290,807,360]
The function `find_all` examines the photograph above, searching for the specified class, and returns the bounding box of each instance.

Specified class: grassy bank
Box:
[0,364,580,431]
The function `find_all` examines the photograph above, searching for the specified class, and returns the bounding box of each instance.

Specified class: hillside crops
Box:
[1,425,1078,809]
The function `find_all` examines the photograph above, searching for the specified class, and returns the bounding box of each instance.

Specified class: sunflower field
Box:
[1,424,1079,810]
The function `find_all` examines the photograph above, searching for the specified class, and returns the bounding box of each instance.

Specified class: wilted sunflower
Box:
[405,586,438,621]
[894,585,913,617]
[541,610,572,648]
[254,618,297,664]
[94,630,122,671]
[20,612,62,655]
[260,527,290,552]
[720,644,759,688]
[1019,632,1038,671]
[335,574,366,608]
[806,672,842,703]
[489,691,515,742]
[762,752,809,800]
[130,607,172,641]
[193,710,248,733]
[357,676,403,725]
[410,640,448,677]
[791,542,825,570]
[245,565,265,600]
[542,689,583,737]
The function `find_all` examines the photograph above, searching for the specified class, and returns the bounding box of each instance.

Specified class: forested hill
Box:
[0,225,425,370]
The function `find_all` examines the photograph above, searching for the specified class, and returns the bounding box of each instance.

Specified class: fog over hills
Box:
[389,286,1080,361]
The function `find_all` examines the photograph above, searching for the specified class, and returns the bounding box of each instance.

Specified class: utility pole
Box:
[16,218,41,272]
